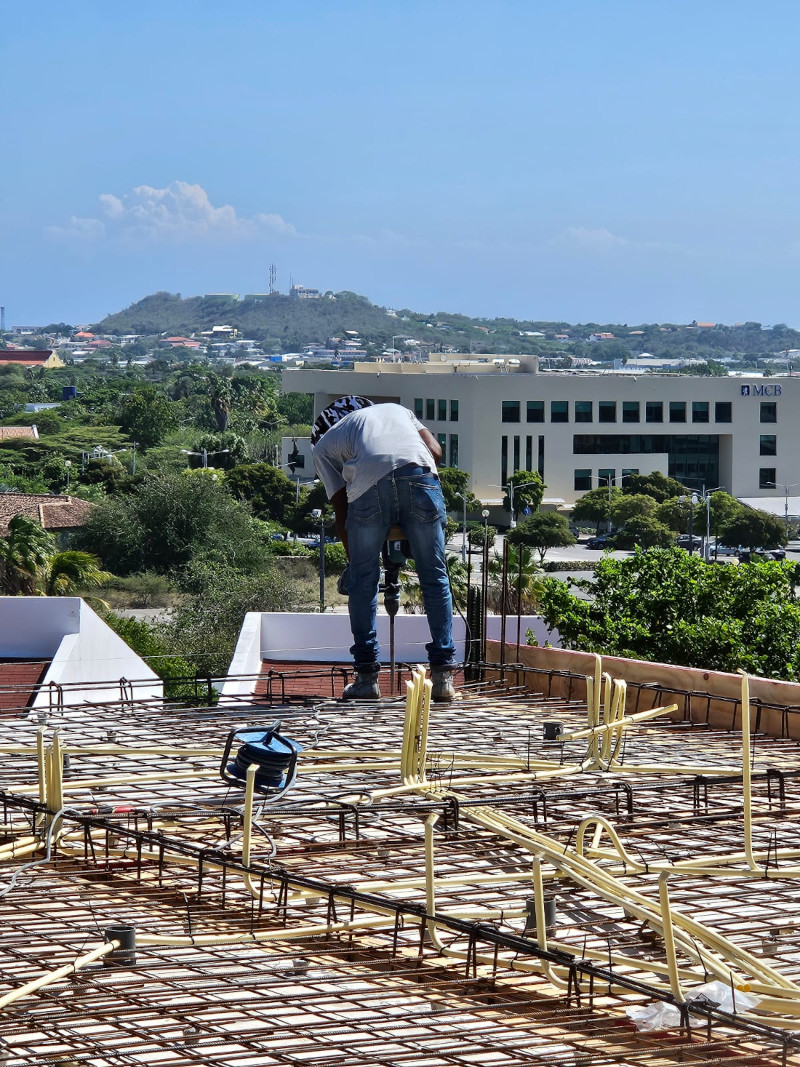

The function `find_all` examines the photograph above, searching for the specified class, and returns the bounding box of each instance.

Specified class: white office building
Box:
[283,360,793,513]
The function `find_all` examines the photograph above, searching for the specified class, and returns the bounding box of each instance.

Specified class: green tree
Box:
[488,543,544,612]
[719,508,787,551]
[611,493,658,526]
[571,486,623,530]
[537,546,800,680]
[507,511,575,561]
[226,463,299,524]
[43,550,111,596]
[164,561,301,676]
[76,473,267,575]
[621,472,687,502]
[0,516,54,594]
[118,389,178,447]
[438,467,480,512]
[609,515,674,549]
[504,470,545,520]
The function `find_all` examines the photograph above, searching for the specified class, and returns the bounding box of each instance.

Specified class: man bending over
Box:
[311,395,456,702]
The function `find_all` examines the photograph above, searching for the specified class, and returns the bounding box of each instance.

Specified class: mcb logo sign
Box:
[740,384,782,396]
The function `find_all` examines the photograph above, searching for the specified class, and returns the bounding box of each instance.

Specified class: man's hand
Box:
[331,488,349,558]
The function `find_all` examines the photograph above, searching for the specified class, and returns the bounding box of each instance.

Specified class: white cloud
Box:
[48,181,296,243]
[555,226,631,250]
[551,226,696,257]
[46,216,106,241]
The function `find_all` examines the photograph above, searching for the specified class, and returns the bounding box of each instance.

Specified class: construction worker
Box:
[311,395,456,702]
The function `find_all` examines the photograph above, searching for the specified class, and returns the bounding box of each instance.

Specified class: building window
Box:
[551,400,569,423]
[438,399,447,422]
[425,399,435,421]
[598,468,615,489]
[646,401,663,423]
[501,436,508,485]
[574,468,592,491]
[692,401,709,423]
[513,435,520,472]
[669,401,686,423]
[759,467,777,490]
[621,468,640,483]
[449,434,459,468]
[622,401,640,423]
[525,435,532,471]
[760,434,777,456]
[527,400,544,423]
[575,401,593,423]
[437,433,447,462]
[502,400,521,423]
[761,402,778,423]
[450,399,459,422]
[538,435,545,478]
[715,401,732,423]
[414,398,423,419]
[598,401,616,423]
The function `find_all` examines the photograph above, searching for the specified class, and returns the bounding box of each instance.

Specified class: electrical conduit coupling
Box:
[103,925,136,967]
[219,722,302,793]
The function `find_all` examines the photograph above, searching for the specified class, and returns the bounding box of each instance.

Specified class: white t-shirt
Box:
[312,404,436,502]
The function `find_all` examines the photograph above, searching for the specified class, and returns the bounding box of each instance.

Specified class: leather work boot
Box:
[342,672,381,700]
[430,668,457,703]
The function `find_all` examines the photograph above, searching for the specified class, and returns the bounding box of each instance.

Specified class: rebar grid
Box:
[1,677,799,1064]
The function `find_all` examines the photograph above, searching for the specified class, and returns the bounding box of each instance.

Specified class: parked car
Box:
[676,534,702,549]
[712,542,741,557]
[752,546,786,561]
[586,534,611,550]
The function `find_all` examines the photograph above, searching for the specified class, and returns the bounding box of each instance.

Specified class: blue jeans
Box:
[346,464,455,672]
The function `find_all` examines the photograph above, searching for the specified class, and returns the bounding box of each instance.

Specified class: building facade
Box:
[283,362,792,509]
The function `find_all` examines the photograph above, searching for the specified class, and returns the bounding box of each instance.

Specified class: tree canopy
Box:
[507,511,575,561]
[538,546,800,680]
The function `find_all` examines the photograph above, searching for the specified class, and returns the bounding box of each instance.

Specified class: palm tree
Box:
[43,551,111,597]
[0,517,111,599]
[487,543,545,614]
[0,516,54,595]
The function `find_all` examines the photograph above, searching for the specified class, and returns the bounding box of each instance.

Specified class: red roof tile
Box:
[0,493,95,535]
[0,426,38,441]
[0,660,50,715]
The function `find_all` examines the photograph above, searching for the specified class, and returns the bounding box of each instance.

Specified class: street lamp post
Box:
[456,491,468,562]
[767,481,800,539]
[481,508,490,540]
[64,460,71,491]
[678,493,699,554]
[700,486,723,560]
[311,508,325,612]
[489,483,517,529]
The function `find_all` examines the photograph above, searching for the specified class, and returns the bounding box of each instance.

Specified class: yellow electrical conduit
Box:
[423,799,800,1021]
[0,940,122,1011]
[391,665,800,1023]
[12,666,799,1022]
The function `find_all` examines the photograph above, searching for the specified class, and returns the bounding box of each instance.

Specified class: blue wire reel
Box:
[219,722,302,795]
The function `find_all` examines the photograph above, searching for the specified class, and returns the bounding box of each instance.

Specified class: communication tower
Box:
[269,264,277,294]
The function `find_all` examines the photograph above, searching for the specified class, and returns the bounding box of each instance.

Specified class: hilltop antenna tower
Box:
[0,307,5,333]
[269,264,277,294]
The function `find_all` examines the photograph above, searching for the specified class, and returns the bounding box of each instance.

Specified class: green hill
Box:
[92,291,800,363]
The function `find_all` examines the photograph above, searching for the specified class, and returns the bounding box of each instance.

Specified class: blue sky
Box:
[3,1,800,326]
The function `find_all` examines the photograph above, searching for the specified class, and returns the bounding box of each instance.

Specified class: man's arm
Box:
[418,426,442,467]
[331,488,349,557]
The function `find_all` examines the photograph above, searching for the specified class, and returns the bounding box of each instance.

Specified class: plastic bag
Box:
[626,981,760,1032]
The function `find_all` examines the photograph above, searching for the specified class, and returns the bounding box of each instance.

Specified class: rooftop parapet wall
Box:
[486,641,800,740]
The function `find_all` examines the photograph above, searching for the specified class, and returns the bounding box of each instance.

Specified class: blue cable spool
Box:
[219,722,302,794]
